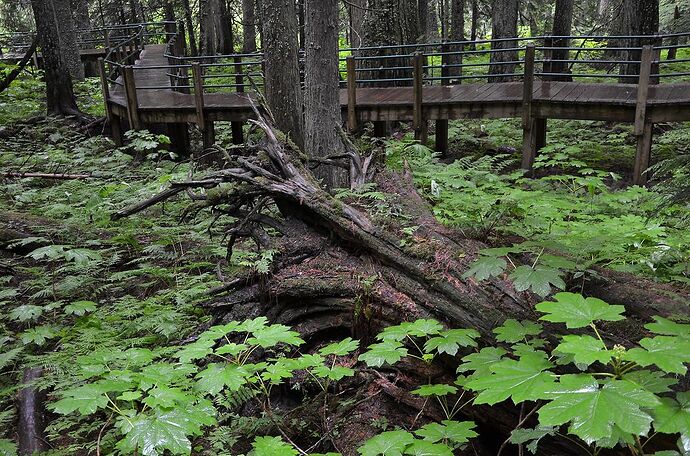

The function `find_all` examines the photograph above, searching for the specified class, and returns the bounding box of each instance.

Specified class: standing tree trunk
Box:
[348,0,367,47]
[219,0,235,54]
[488,0,518,81]
[469,0,478,48]
[447,0,464,77]
[200,0,221,55]
[425,0,440,42]
[242,0,257,52]
[181,0,198,55]
[304,0,347,189]
[298,0,305,49]
[70,0,90,30]
[619,0,659,81]
[52,0,85,80]
[261,0,304,149]
[30,0,81,115]
[550,0,574,81]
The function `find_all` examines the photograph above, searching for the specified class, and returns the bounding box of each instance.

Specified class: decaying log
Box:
[2,172,91,180]
[113,106,690,455]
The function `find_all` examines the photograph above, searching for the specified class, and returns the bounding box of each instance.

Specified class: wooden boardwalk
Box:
[102,39,690,185]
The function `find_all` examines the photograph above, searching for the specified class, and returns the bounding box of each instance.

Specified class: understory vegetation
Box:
[1,70,690,456]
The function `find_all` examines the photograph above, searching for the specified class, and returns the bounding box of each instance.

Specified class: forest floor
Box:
[1,69,689,456]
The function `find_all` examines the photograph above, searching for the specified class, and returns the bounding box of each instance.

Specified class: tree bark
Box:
[181,0,199,56]
[242,0,257,53]
[219,0,235,54]
[304,0,347,189]
[200,0,221,55]
[488,0,518,82]
[70,0,90,30]
[469,0,478,47]
[261,0,304,149]
[347,0,367,47]
[17,368,47,456]
[619,0,659,81]
[30,0,81,115]
[550,0,574,81]
[447,0,464,77]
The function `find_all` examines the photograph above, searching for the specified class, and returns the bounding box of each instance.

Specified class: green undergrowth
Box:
[385,133,690,290]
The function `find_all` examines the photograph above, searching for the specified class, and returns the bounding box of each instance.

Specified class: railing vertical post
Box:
[97,57,111,120]
[192,63,215,151]
[633,45,654,185]
[231,55,245,144]
[521,44,537,171]
[346,55,357,132]
[413,51,425,143]
[123,65,141,130]
[542,35,553,80]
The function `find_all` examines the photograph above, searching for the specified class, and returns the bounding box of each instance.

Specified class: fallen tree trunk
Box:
[0,37,38,94]
[114,109,690,455]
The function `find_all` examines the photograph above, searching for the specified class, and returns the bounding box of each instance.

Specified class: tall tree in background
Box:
[347,0,366,47]
[619,0,659,79]
[304,0,346,188]
[70,0,90,29]
[218,0,235,54]
[242,0,257,52]
[199,0,220,55]
[550,0,574,80]
[181,0,198,55]
[447,0,465,77]
[488,0,518,81]
[30,0,81,115]
[261,0,303,148]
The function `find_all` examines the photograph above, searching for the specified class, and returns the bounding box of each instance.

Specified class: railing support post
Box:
[521,44,537,171]
[232,55,245,144]
[413,51,426,144]
[192,63,215,151]
[633,45,654,185]
[346,55,357,132]
[123,65,141,130]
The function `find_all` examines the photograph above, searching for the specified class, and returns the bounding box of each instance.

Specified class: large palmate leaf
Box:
[645,317,690,339]
[493,319,543,343]
[509,265,565,297]
[358,430,415,456]
[652,392,690,434]
[195,363,250,395]
[9,305,43,322]
[403,440,453,456]
[535,293,625,328]
[52,384,109,415]
[318,337,360,356]
[424,329,479,356]
[412,384,457,397]
[457,347,507,378]
[466,352,555,405]
[359,340,408,367]
[414,420,477,445]
[555,335,612,367]
[462,256,507,281]
[64,300,97,316]
[624,336,690,374]
[509,426,557,454]
[377,320,443,342]
[246,324,304,348]
[250,436,298,456]
[175,339,215,363]
[538,375,660,444]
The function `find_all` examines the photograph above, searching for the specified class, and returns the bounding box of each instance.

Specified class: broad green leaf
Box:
[509,265,565,297]
[624,336,690,374]
[403,440,453,456]
[358,340,408,367]
[645,317,690,339]
[117,391,143,401]
[466,352,555,405]
[63,248,102,265]
[52,384,109,414]
[198,322,242,342]
[414,420,477,445]
[175,339,215,363]
[138,363,196,391]
[319,337,360,356]
[9,305,43,322]
[195,363,250,395]
[536,293,625,328]
[509,426,557,454]
[20,326,57,346]
[405,320,443,337]
[378,322,416,342]
[358,430,415,456]
[250,436,298,456]
[652,392,690,434]
[457,347,507,378]
[462,256,507,281]
[262,359,298,384]
[247,324,304,348]
[555,334,612,366]
[143,386,192,409]
[116,411,191,456]
[411,384,457,397]
[0,439,17,456]
[236,316,269,333]
[312,365,355,381]
[215,343,248,357]
[623,370,677,394]
[64,300,97,316]
[424,329,479,356]
[538,375,660,444]
[493,319,542,343]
